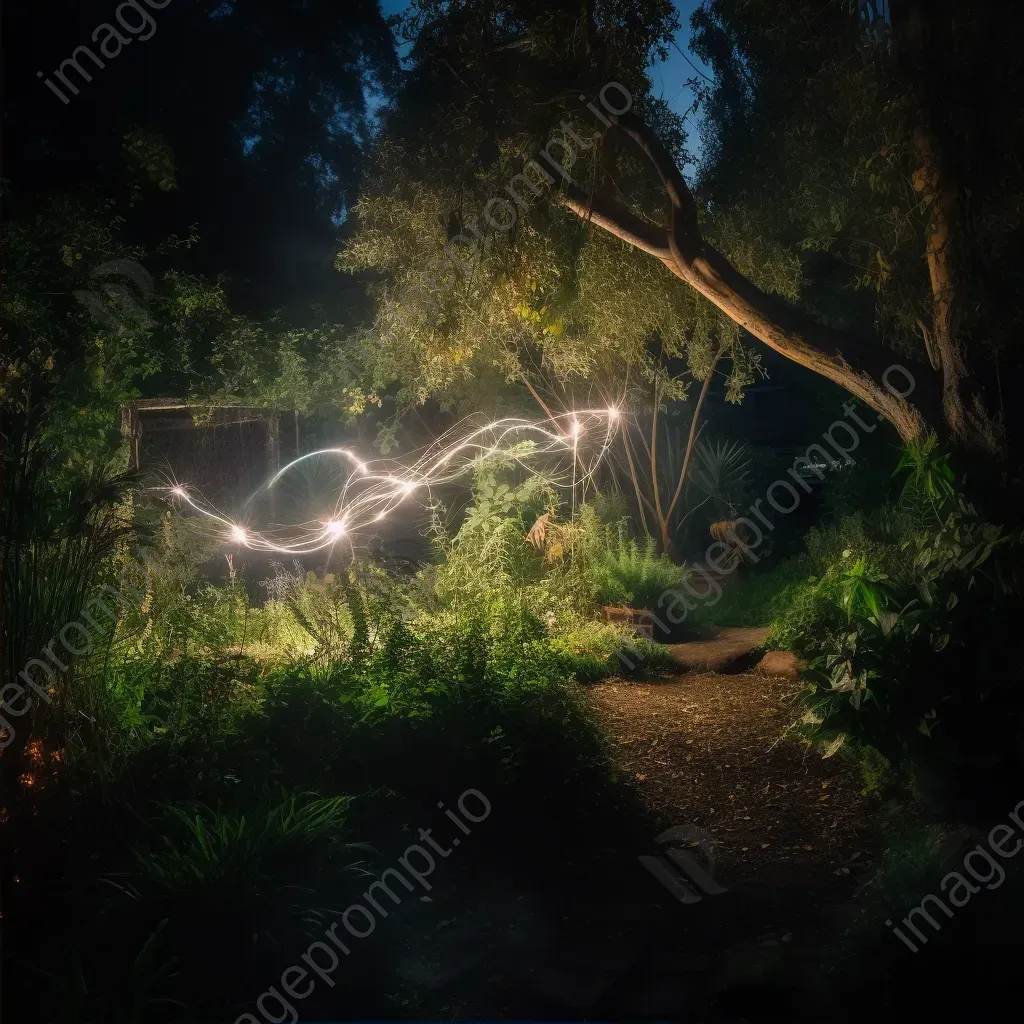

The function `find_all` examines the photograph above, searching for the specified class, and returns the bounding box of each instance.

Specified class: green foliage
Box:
[282,571,355,663]
[855,744,895,797]
[692,554,814,629]
[765,567,841,652]
[338,0,782,423]
[853,822,957,916]
[142,657,266,744]
[428,458,557,612]
[125,791,352,892]
[803,512,907,583]
[419,469,680,674]
[313,599,608,725]
[1,444,139,781]
[775,447,1023,803]
[122,127,178,192]
[687,436,752,519]
[578,506,687,609]
[893,435,956,510]
[88,788,361,1023]
[692,0,1024,370]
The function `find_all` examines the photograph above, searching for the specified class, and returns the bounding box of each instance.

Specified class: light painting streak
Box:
[161,408,622,554]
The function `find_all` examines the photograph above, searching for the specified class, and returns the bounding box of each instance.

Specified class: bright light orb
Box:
[230,525,247,544]
[403,481,416,494]
[171,486,187,498]
[606,407,619,420]
[324,519,346,537]
[571,418,582,437]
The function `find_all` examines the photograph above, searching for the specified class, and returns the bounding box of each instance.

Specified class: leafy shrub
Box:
[804,512,917,590]
[851,822,958,921]
[578,505,686,609]
[855,744,895,796]
[412,469,679,672]
[142,656,266,743]
[322,598,617,724]
[281,568,356,661]
[547,613,676,677]
[427,460,556,611]
[96,789,359,1020]
[687,437,752,521]
[782,443,1024,810]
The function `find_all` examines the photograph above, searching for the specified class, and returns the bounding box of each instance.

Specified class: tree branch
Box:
[561,184,674,265]
[557,111,945,446]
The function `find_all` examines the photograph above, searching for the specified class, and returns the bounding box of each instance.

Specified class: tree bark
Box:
[559,111,959,449]
[648,372,670,553]
[620,424,653,537]
[668,354,717,528]
[893,0,1003,457]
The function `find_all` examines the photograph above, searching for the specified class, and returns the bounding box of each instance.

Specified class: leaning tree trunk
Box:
[559,108,1001,459]
[892,0,1003,457]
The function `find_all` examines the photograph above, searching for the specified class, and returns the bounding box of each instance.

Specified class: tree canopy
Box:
[341,0,1023,463]
[341,0,785,421]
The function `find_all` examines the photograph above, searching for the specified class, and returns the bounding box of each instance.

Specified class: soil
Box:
[667,625,771,673]
[587,667,880,881]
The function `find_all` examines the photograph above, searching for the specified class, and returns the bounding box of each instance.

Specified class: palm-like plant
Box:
[686,438,752,521]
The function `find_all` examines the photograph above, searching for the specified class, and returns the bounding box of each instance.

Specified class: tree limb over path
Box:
[561,111,947,446]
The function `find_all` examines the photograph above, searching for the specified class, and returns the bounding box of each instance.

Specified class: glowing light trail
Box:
[162,409,622,555]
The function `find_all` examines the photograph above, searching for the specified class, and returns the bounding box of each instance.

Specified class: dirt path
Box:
[384,645,886,1021]
[667,625,770,673]
[587,666,880,882]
